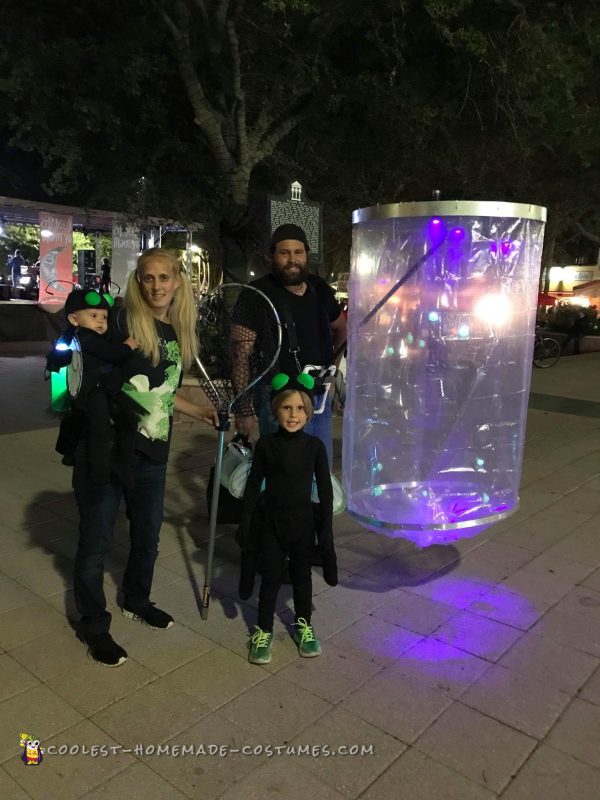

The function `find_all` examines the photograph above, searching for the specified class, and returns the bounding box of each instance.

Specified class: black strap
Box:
[274,288,303,372]
[269,278,334,372]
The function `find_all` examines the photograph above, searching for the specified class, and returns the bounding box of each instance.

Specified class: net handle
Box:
[195,282,282,414]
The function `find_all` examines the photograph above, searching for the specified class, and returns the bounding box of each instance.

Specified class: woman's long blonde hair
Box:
[125,248,198,369]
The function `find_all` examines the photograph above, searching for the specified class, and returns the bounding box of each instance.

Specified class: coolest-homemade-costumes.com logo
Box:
[19,733,44,765]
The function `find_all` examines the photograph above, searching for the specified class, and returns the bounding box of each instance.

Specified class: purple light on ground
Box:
[398,638,489,691]
[470,584,544,629]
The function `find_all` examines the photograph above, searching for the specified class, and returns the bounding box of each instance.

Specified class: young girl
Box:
[238,373,338,665]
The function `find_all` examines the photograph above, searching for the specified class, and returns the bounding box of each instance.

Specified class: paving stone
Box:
[0,766,30,799]
[545,698,600,769]
[361,747,496,800]
[500,569,574,606]
[139,712,268,800]
[219,674,331,743]
[290,706,406,799]
[460,663,571,739]
[10,628,91,682]
[275,641,383,704]
[0,652,39,702]
[45,655,156,717]
[530,606,600,657]
[416,701,536,793]
[216,757,347,800]
[327,613,422,665]
[161,646,268,711]
[0,684,83,763]
[4,719,134,800]
[372,589,458,635]
[83,762,188,799]
[498,632,598,695]
[0,601,70,650]
[580,665,600,707]
[580,566,600,592]
[433,610,523,661]
[467,584,550,631]
[551,586,600,623]
[519,553,594,585]
[92,677,214,749]
[340,645,484,744]
[501,744,600,800]
[0,575,39,614]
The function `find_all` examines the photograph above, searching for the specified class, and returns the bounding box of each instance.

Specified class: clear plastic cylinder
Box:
[344,200,546,546]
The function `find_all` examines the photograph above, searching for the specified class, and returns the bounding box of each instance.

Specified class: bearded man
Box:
[233,224,346,464]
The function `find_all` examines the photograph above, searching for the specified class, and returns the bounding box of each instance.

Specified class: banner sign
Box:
[268,180,323,265]
[38,212,73,303]
[111,224,140,294]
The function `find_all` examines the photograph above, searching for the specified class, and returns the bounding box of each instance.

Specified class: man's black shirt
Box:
[248,274,342,373]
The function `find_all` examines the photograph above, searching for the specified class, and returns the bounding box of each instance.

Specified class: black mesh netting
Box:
[195,283,281,415]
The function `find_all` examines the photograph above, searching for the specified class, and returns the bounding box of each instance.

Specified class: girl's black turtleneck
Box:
[239,426,333,548]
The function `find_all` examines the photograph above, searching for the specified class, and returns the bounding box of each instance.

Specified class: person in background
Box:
[564,308,587,355]
[99,256,111,294]
[10,249,24,294]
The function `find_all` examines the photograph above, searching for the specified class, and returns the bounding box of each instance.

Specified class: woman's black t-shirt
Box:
[113,315,183,463]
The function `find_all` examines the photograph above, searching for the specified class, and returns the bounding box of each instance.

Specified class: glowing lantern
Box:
[345,200,546,546]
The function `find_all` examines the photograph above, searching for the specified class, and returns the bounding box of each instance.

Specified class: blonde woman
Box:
[72,248,218,667]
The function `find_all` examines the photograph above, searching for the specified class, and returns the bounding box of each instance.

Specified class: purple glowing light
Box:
[500,240,512,256]
[449,227,466,242]
[427,217,446,242]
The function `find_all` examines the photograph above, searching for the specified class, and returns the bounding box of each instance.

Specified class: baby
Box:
[52,290,139,485]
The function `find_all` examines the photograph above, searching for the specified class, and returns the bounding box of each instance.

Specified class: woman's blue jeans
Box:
[73,450,167,639]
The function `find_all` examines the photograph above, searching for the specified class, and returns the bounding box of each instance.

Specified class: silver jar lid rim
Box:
[352,200,547,223]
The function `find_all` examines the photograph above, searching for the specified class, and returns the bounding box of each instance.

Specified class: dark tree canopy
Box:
[0,0,598,272]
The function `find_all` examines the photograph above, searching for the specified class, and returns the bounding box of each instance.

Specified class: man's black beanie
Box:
[270,224,309,252]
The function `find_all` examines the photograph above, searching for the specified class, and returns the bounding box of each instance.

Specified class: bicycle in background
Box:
[533,331,561,368]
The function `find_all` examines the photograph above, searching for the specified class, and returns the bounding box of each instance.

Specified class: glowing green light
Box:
[458,324,469,338]
[422,490,428,497]
[376,462,383,472]
[483,493,490,503]
[476,458,485,467]
[428,311,440,322]
[386,346,395,355]
[418,339,426,348]
[371,486,383,497]
[406,332,414,344]
[50,367,70,412]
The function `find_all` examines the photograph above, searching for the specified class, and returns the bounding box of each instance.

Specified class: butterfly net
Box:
[195,283,281,416]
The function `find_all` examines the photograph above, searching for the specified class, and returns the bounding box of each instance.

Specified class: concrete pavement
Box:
[1,344,600,799]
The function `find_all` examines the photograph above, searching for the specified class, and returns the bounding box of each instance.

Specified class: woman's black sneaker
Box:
[87,633,128,668]
[122,604,174,630]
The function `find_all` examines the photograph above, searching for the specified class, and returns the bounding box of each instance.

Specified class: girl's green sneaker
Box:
[248,626,273,664]
[294,618,321,657]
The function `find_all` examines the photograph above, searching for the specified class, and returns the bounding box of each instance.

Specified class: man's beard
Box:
[272,263,310,286]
